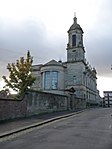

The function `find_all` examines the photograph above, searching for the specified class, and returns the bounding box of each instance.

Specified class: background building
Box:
[103,91,112,107]
[32,15,100,105]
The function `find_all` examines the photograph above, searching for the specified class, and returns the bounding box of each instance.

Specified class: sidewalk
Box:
[0,110,84,137]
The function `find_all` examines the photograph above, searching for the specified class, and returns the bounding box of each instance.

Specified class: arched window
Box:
[72,34,76,46]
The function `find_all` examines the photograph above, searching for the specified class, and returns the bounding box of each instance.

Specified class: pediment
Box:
[44,59,62,66]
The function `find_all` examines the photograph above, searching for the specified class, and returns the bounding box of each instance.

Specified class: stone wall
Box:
[0,90,86,121]
[0,98,27,121]
[70,95,86,110]
[26,90,68,116]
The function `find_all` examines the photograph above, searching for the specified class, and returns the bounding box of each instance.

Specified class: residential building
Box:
[103,91,112,107]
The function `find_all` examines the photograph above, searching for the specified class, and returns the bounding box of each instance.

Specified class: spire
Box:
[73,12,77,24]
[68,13,83,33]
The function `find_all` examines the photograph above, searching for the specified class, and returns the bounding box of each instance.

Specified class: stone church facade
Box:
[32,15,100,105]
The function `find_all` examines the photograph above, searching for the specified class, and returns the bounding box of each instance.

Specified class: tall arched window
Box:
[72,34,76,46]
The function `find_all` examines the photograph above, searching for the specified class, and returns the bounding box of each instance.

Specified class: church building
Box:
[32,15,100,105]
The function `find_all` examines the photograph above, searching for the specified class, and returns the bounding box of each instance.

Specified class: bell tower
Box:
[67,14,85,63]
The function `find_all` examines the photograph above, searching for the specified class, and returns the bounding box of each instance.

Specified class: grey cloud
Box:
[84,0,112,77]
[85,29,112,77]
[0,17,67,80]
[0,0,112,82]
[0,17,47,77]
[0,18,47,51]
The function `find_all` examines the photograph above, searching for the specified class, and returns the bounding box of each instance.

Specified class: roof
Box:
[68,16,83,33]
[44,59,63,67]
[68,23,83,33]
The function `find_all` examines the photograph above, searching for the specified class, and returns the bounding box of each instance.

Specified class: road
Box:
[0,108,112,149]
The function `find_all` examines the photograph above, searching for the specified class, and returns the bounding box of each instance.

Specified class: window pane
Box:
[44,71,58,90]
[51,71,58,89]
[44,71,51,89]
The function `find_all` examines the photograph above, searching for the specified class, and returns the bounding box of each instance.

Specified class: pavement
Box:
[0,110,84,138]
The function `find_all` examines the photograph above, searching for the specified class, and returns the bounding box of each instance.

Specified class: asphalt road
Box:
[0,108,112,149]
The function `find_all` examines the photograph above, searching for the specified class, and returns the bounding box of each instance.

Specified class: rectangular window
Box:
[44,71,51,89]
[51,71,58,89]
[44,71,58,90]
[72,34,76,46]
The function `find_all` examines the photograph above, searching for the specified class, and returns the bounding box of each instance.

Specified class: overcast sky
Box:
[0,0,112,96]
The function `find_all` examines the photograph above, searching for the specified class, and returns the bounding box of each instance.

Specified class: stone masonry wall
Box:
[0,98,27,121]
[70,95,86,110]
[26,90,68,116]
[0,90,86,121]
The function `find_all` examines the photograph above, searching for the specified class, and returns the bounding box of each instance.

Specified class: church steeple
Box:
[67,14,85,62]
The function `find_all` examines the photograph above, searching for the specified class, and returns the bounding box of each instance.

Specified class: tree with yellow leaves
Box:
[2,50,36,99]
